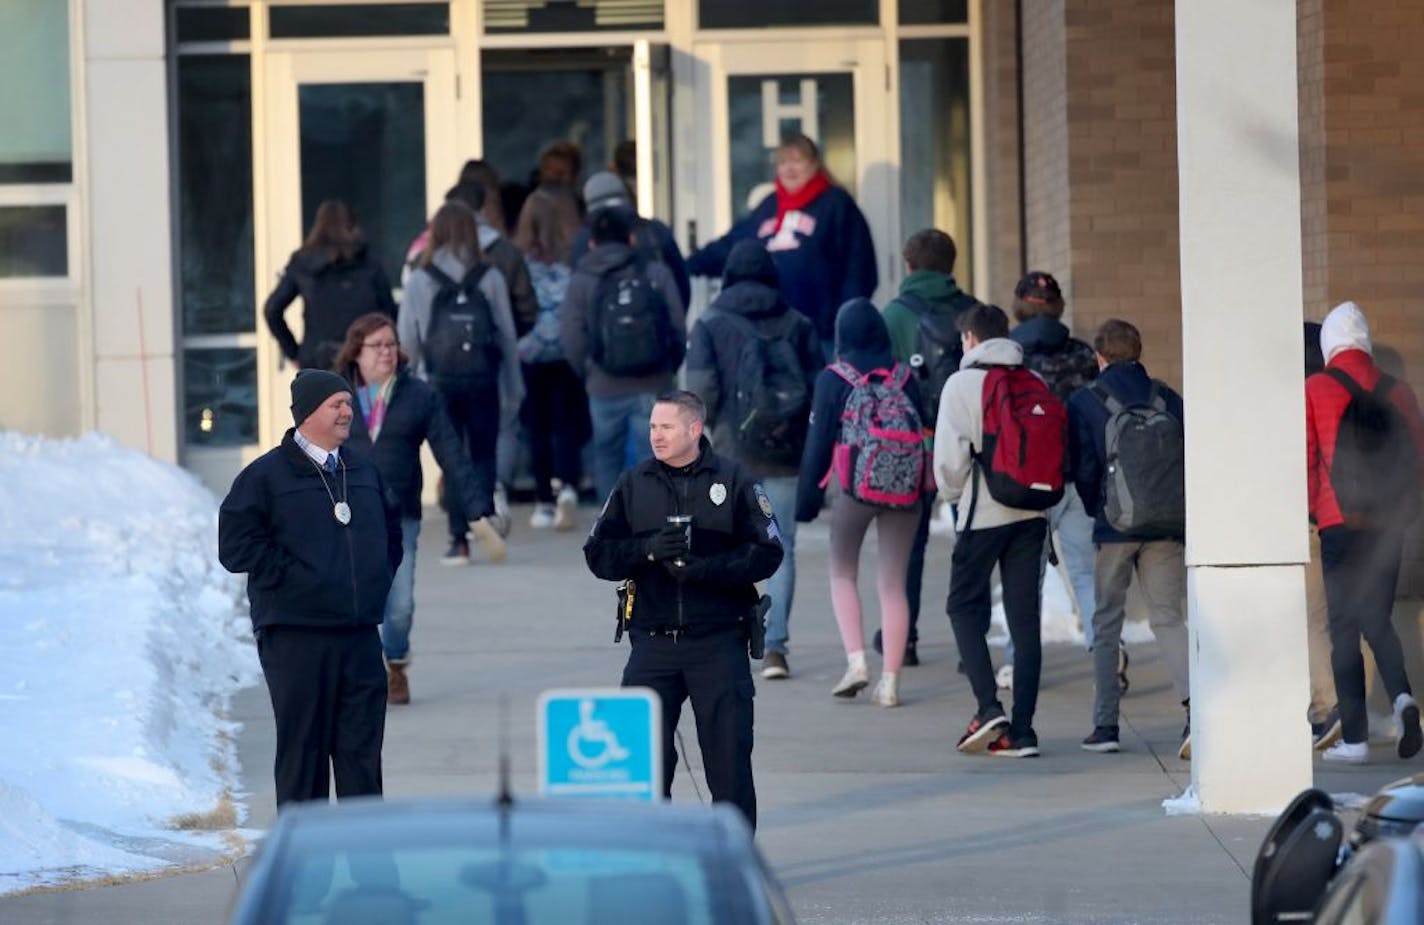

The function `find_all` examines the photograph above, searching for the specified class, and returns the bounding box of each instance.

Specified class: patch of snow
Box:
[0,432,260,895]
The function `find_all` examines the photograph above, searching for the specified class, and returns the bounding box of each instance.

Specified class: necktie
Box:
[324,454,338,474]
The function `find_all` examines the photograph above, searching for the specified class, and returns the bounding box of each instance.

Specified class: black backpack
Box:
[720,312,812,466]
[1092,380,1186,538]
[903,290,978,424]
[591,258,675,378]
[1324,368,1422,528]
[422,264,500,393]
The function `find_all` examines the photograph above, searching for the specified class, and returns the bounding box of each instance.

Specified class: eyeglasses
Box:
[362,340,398,352]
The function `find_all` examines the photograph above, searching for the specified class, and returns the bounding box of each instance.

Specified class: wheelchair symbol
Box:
[567,699,631,770]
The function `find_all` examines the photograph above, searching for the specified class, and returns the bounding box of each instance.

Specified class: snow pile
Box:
[0,432,260,895]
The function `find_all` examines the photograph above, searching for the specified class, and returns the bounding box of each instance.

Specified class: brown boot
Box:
[387,663,410,705]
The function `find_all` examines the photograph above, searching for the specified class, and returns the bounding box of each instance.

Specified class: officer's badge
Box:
[753,483,774,518]
[710,482,727,506]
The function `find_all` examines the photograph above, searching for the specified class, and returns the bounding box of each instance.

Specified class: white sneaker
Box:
[1320,740,1369,764]
[554,485,578,531]
[469,517,507,563]
[490,484,512,538]
[870,675,900,708]
[831,664,870,698]
[1394,693,1422,759]
[529,504,556,529]
[996,664,1014,690]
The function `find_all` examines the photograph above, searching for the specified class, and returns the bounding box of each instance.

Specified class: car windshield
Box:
[258,824,759,925]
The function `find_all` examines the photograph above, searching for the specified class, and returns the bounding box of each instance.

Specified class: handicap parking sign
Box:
[537,688,663,801]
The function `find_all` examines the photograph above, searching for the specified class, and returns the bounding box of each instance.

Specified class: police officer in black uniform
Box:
[584,390,783,827]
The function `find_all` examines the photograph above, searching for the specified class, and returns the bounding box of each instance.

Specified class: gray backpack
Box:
[1092,381,1185,538]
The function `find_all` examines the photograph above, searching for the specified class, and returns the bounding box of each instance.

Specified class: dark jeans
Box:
[1320,525,1413,744]
[622,627,757,829]
[522,360,589,503]
[256,624,386,808]
[946,518,1047,737]
[904,493,935,644]
[440,385,499,539]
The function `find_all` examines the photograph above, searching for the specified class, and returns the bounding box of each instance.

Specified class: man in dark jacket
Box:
[1009,271,1101,672]
[686,240,823,681]
[584,391,783,827]
[1066,320,1191,759]
[561,208,687,502]
[218,369,403,808]
[569,171,691,307]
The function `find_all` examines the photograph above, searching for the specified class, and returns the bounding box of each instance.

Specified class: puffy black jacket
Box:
[584,437,783,633]
[341,366,485,521]
[218,431,403,631]
[685,242,824,478]
[1010,316,1099,404]
[263,247,397,371]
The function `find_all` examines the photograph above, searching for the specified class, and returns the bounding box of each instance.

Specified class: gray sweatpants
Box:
[1092,539,1191,728]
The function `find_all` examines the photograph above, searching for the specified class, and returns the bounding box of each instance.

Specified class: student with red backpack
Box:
[937,304,1066,758]
[797,298,927,708]
[1305,301,1424,764]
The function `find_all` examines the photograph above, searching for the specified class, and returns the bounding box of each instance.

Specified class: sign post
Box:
[537,688,662,802]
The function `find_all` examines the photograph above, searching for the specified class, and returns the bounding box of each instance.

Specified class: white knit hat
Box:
[1319,301,1372,363]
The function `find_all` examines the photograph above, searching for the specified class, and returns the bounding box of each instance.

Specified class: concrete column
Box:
[80,0,178,461]
[1176,1,1312,812]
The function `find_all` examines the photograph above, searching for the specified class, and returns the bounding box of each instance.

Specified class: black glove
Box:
[662,554,702,582]
[646,526,688,563]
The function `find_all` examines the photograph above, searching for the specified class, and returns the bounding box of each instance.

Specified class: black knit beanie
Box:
[290,369,351,426]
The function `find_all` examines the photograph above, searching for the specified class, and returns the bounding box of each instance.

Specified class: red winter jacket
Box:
[1305,348,1424,529]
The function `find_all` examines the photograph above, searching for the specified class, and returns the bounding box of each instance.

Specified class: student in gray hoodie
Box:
[935,304,1048,759]
[398,201,523,566]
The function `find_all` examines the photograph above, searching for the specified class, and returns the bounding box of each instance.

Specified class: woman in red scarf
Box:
[688,134,878,351]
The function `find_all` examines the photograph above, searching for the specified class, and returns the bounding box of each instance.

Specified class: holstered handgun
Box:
[615,580,635,643]
[746,594,771,660]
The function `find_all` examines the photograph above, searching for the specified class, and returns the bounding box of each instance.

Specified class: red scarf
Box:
[773,171,831,232]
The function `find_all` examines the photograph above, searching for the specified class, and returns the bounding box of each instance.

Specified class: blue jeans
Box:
[760,476,799,655]
[380,517,421,662]
[590,392,656,502]
[1040,485,1098,648]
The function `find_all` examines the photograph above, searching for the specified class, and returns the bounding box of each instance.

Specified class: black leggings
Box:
[521,360,589,503]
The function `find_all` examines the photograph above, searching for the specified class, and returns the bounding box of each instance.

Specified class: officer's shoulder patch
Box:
[752,482,774,519]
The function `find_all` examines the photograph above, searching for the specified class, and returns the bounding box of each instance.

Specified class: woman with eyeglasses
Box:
[333,313,487,706]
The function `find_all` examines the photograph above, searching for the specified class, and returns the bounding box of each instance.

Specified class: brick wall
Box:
[1020,0,1072,306]
[981,0,1023,306]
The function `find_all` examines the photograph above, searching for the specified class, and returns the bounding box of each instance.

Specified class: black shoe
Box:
[873,629,883,654]
[1311,706,1342,751]
[988,729,1040,758]
[441,538,470,566]
[903,641,920,667]
[956,709,1008,753]
[1081,725,1121,753]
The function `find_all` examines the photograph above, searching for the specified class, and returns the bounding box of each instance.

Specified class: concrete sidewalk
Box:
[4,504,1420,924]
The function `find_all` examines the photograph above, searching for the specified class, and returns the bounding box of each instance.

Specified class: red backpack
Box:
[970,366,1067,516]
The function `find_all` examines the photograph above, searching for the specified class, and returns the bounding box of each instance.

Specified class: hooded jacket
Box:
[560,241,687,399]
[1304,302,1424,530]
[796,298,923,521]
[583,435,784,633]
[218,431,403,632]
[477,218,539,337]
[1010,316,1099,404]
[340,365,488,521]
[263,247,397,371]
[934,337,1047,532]
[685,241,825,478]
[882,270,979,367]
[688,185,878,343]
[1066,360,1185,543]
[398,246,525,419]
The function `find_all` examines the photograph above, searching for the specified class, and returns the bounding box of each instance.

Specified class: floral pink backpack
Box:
[819,361,928,510]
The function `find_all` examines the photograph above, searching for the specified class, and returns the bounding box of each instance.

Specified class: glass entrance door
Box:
[687,38,894,307]
[259,47,458,446]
